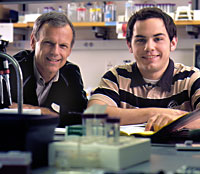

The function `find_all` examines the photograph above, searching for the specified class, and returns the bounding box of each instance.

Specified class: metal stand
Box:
[0,40,23,114]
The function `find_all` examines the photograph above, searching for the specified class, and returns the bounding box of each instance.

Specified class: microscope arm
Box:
[0,52,23,114]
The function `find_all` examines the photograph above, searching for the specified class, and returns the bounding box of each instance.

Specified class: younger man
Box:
[88,8,200,131]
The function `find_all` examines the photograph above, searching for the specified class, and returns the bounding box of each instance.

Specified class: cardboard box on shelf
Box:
[0,5,18,22]
[193,10,200,20]
[0,5,10,22]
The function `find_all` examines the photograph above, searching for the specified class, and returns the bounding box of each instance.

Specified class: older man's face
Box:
[31,23,73,81]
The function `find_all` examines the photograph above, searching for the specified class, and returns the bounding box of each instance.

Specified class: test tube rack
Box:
[175,6,193,20]
[48,136,151,171]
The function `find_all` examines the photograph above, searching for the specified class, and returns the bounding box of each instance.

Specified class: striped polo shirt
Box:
[90,59,200,111]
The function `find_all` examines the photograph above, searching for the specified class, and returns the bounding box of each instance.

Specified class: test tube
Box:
[94,114,107,136]
[82,113,97,144]
[82,114,95,137]
[94,114,108,143]
[105,117,120,145]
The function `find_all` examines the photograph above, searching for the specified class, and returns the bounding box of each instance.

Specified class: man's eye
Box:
[60,45,68,49]
[154,37,162,42]
[44,41,53,46]
[135,39,146,43]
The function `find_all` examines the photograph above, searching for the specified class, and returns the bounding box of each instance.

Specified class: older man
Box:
[4,12,87,127]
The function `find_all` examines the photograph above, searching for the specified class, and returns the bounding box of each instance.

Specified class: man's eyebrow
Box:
[60,43,69,45]
[153,33,165,37]
[43,40,69,45]
[134,35,145,38]
[134,33,166,38]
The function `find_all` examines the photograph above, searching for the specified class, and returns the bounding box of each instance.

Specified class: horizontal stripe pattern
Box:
[119,89,189,108]
[90,61,200,111]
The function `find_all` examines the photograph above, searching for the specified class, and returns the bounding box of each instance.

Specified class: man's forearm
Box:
[106,106,151,125]
[88,99,187,128]
[88,99,150,125]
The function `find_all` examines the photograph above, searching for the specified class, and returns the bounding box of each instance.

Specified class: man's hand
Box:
[145,108,187,132]
[88,99,189,130]
[9,102,59,117]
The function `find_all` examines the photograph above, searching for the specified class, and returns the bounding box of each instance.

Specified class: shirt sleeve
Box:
[90,69,121,107]
[189,70,200,110]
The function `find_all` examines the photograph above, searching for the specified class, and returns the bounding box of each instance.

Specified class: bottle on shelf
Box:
[125,0,135,22]
[67,2,77,22]
[96,2,103,22]
[48,7,55,12]
[188,0,192,10]
[85,2,92,22]
[43,7,49,13]
[89,2,96,22]
[89,2,103,22]
[57,5,64,13]
[112,1,116,21]
[104,1,116,22]
[77,3,86,22]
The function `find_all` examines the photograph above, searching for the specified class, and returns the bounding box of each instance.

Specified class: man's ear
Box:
[30,33,36,50]
[127,41,133,53]
[170,36,178,52]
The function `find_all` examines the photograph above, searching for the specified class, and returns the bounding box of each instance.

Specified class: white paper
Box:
[0,23,13,42]
[0,108,41,115]
[54,128,66,135]
[120,123,146,135]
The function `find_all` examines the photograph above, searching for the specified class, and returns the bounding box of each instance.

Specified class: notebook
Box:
[120,109,200,144]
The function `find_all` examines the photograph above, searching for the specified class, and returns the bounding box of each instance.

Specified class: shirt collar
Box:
[130,59,174,92]
[33,57,59,85]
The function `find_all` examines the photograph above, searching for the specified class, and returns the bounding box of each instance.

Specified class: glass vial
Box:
[105,117,120,145]
[94,114,108,136]
[82,114,95,137]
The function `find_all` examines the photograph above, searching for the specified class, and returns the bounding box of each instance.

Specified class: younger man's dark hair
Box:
[126,7,177,43]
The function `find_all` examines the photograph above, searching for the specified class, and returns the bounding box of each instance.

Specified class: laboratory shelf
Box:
[13,23,30,28]
[13,20,200,28]
[72,20,200,27]
[0,0,122,4]
[13,22,117,28]
[174,20,200,25]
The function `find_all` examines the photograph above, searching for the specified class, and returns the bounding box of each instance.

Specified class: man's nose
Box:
[51,44,59,55]
[144,39,155,51]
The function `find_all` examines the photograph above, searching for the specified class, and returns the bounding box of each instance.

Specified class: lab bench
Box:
[32,143,200,174]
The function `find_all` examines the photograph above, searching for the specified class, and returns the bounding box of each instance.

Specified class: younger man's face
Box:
[128,18,177,80]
